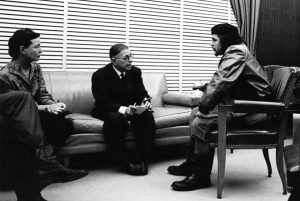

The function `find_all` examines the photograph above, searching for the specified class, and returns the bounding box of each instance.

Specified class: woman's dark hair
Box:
[109,43,128,59]
[211,23,244,54]
[8,28,40,59]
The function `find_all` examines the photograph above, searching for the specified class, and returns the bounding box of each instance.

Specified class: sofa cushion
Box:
[67,106,191,133]
[66,113,103,133]
[152,106,191,129]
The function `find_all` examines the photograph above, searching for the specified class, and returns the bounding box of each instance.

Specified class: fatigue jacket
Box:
[199,44,272,115]
[0,60,54,105]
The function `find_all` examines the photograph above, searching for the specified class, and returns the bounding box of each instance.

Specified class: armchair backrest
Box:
[269,67,299,106]
[264,65,286,81]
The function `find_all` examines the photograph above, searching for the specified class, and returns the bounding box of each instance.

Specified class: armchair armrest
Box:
[219,100,286,113]
[217,100,288,167]
[163,92,200,107]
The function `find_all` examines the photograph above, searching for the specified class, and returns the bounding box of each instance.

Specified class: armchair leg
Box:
[262,149,272,177]
[217,109,227,199]
[217,146,226,199]
[276,148,287,194]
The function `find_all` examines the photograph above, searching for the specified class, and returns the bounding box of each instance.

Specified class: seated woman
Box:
[0,28,88,191]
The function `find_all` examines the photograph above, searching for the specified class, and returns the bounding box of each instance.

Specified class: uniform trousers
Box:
[189,107,268,141]
[0,91,43,201]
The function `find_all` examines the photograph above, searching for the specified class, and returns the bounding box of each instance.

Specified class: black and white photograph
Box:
[0,0,300,201]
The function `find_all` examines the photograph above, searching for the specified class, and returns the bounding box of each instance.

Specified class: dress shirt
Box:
[112,66,127,115]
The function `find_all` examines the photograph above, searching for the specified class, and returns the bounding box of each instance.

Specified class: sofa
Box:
[39,71,199,166]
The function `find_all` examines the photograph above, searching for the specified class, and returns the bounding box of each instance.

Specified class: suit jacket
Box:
[91,63,150,117]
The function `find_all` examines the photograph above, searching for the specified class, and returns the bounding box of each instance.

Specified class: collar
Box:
[112,65,125,79]
[6,60,37,83]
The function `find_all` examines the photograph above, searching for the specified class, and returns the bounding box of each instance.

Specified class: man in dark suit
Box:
[91,43,156,176]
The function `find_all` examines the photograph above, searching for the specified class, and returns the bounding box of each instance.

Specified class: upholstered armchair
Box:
[208,66,299,198]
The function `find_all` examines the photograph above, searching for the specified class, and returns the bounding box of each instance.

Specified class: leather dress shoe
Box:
[39,166,88,189]
[138,162,148,175]
[167,161,193,176]
[121,161,148,176]
[171,174,211,191]
[288,177,300,201]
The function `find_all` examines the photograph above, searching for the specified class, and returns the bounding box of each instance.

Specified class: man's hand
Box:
[141,97,152,109]
[193,82,208,92]
[125,105,137,116]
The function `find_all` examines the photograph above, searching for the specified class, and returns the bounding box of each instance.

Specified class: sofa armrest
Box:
[163,92,200,107]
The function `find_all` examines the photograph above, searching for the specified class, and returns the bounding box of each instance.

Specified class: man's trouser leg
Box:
[102,112,129,163]
[0,139,41,201]
[0,91,44,200]
[0,91,44,147]
[0,91,87,191]
[130,111,156,162]
[167,108,216,176]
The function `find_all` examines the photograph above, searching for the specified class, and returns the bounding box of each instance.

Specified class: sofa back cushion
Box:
[140,72,168,107]
[43,71,94,114]
[43,71,168,114]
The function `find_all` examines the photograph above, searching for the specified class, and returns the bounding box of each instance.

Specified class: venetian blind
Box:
[181,0,236,92]
[0,0,237,92]
[66,0,127,70]
[127,0,237,92]
[0,0,65,69]
[129,0,181,91]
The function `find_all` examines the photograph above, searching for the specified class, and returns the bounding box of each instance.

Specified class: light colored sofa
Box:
[41,71,199,165]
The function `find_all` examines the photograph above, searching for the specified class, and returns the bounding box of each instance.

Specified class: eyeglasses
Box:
[115,53,134,62]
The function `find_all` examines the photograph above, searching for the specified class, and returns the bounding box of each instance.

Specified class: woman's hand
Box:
[45,102,66,115]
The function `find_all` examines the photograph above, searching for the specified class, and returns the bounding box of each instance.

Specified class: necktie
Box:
[120,72,126,86]
[120,72,125,80]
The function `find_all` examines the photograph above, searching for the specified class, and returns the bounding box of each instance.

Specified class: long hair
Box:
[211,23,244,54]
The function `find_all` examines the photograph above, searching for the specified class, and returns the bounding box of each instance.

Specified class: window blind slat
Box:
[0,0,64,69]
